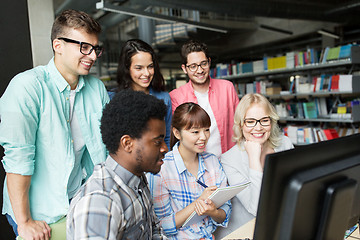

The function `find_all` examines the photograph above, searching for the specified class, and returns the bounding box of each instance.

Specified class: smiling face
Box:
[182,51,210,87]
[53,28,99,85]
[129,51,154,92]
[242,103,272,145]
[174,126,210,155]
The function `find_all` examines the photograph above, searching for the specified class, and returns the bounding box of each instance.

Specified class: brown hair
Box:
[51,9,101,42]
[180,39,209,64]
[171,102,211,148]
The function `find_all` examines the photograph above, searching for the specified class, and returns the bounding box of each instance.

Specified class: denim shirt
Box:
[0,58,109,224]
[149,88,172,149]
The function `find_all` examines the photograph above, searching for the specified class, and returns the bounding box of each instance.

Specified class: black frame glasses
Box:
[244,116,271,128]
[58,37,103,57]
[186,60,210,72]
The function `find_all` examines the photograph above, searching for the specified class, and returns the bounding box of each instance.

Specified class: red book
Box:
[304,52,309,64]
[323,129,340,140]
[331,75,339,91]
[312,77,317,92]
[256,81,261,93]
[294,54,299,67]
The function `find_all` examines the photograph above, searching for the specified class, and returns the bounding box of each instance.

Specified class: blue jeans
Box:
[6,214,18,236]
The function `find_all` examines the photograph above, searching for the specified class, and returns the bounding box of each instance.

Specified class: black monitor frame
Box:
[253,133,360,240]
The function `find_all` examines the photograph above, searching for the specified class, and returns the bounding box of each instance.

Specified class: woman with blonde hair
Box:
[214,93,293,238]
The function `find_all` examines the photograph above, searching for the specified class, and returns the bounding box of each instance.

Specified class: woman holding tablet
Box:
[147,102,231,239]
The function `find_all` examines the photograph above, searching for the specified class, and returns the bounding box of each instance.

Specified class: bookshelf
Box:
[225,59,359,80]
[214,45,360,145]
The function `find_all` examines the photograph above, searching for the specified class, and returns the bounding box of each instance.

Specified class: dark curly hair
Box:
[101,89,167,154]
[180,39,210,64]
[116,39,165,92]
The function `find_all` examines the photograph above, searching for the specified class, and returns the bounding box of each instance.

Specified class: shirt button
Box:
[67,119,69,123]
[71,140,74,143]
[66,97,69,100]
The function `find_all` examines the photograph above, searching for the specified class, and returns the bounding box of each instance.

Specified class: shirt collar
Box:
[172,142,208,178]
[105,155,144,190]
[47,57,85,93]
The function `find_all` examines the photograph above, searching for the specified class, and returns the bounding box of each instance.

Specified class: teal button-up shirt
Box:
[0,58,109,224]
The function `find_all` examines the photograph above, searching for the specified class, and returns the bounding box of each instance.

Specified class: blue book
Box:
[319,74,325,90]
[339,44,352,59]
[322,47,330,64]
[328,76,332,91]
[263,56,268,70]
[303,102,318,119]
[310,48,315,64]
[242,62,253,73]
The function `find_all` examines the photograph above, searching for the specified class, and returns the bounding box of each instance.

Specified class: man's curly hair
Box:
[101,89,167,154]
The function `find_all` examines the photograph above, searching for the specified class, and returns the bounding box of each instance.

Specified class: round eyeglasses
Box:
[58,37,103,57]
[186,60,209,72]
[244,116,271,128]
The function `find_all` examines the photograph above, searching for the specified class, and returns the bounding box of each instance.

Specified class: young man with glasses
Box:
[170,40,239,157]
[0,9,109,240]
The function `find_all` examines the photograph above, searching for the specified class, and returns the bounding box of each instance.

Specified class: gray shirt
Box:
[214,135,294,239]
[66,155,168,239]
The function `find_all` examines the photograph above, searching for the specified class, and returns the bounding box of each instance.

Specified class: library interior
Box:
[1,0,360,239]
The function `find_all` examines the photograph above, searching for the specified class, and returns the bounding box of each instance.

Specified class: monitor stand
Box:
[316,178,357,240]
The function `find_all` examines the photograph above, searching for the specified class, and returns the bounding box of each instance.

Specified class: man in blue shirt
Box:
[0,9,109,239]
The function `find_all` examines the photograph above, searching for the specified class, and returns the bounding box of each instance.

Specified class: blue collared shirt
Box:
[149,87,172,149]
[147,143,231,239]
[0,58,109,224]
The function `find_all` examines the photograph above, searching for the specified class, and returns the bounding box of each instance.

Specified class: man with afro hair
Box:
[67,90,169,239]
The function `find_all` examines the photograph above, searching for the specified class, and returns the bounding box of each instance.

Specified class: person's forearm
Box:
[6,173,32,224]
[174,201,196,228]
[248,156,263,171]
[209,208,226,224]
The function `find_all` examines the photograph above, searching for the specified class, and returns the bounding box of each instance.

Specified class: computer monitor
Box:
[253,133,360,240]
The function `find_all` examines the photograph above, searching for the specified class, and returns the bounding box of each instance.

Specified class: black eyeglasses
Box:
[244,116,271,128]
[58,37,103,57]
[186,60,210,72]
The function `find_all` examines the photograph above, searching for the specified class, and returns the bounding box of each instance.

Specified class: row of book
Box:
[275,99,360,120]
[283,125,359,145]
[290,74,358,94]
[234,81,281,96]
[234,74,358,97]
[209,43,358,78]
[275,99,327,119]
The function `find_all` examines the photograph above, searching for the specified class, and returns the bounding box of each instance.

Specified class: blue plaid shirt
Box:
[147,143,231,239]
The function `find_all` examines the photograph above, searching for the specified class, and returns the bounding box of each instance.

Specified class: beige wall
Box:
[27,0,54,66]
